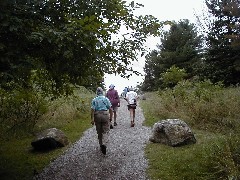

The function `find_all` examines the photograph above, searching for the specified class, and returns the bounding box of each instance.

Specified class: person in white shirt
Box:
[124,87,138,127]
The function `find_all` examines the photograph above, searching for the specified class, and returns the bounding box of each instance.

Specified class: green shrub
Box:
[0,88,48,138]
[160,65,187,88]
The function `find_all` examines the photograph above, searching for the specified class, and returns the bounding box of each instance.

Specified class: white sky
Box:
[104,0,206,93]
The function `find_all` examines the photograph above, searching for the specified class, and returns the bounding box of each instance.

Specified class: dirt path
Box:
[34,98,151,180]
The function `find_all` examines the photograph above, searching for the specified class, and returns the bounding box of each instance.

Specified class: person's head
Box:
[96,87,104,95]
[109,84,115,90]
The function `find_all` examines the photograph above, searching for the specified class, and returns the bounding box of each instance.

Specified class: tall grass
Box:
[34,86,93,131]
[141,80,240,179]
[142,80,240,133]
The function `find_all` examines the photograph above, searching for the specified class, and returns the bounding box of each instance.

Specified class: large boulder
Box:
[31,128,69,151]
[149,119,196,147]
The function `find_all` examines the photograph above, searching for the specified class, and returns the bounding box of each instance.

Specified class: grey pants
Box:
[94,111,110,146]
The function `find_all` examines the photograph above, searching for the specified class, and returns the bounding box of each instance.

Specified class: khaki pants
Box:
[94,111,110,146]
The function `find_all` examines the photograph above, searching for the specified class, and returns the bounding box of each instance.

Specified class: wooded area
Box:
[141,0,240,91]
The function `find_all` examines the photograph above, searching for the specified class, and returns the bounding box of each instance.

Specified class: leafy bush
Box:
[160,65,187,88]
[0,88,48,138]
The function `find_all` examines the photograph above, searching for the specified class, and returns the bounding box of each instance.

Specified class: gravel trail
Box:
[34,98,152,180]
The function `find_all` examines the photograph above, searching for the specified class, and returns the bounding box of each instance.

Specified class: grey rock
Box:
[31,128,69,151]
[149,119,196,147]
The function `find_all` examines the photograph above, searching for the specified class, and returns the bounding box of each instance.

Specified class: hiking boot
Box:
[114,122,117,126]
[131,121,135,127]
[101,145,107,155]
[110,124,113,129]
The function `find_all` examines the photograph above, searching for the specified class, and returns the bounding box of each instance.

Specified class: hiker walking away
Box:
[106,84,120,129]
[125,87,138,127]
[123,86,128,98]
[91,87,113,155]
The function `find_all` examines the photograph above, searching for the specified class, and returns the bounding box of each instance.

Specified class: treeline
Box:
[141,0,240,91]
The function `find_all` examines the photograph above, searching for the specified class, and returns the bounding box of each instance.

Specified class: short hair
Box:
[96,87,103,95]
[109,84,115,89]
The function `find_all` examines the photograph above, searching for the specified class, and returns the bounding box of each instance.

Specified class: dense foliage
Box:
[0,0,161,96]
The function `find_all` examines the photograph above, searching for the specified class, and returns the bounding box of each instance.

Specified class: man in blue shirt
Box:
[91,87,113,155]
[123,86,128,98]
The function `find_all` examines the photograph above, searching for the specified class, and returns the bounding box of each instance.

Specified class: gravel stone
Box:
[34,99,151,180]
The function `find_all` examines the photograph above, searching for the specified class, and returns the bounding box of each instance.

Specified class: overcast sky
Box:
[104,0,206,93]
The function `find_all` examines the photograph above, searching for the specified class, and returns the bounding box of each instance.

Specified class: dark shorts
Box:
[112,106,118,112]
[127,104,137,110]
